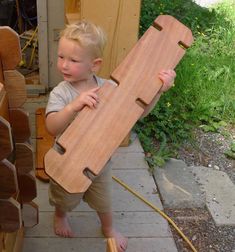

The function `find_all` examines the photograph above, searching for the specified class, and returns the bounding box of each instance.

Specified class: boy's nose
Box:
[62,60,69,69]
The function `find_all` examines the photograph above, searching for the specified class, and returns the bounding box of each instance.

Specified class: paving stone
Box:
[191,166,235,226]
[127,238,178,252]
[116,133,144,153]
[23,238,106,252]
[25,211,171,238]
[154,158,206,208]
[36,170,162,212]
[112,169,163,211]
[111,152,148,169]
[23,237,178,252]
[24,97,177,252]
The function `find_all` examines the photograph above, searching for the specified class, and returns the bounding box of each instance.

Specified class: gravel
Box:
[166,127,235,252]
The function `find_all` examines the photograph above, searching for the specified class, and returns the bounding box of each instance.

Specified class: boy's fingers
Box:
[91,86,100,92]
[89,93,99,102]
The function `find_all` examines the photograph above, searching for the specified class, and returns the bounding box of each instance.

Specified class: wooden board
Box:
[0,27,21,70]
[0,83,10,121]
[45,15,193,193]
[3,70,27,109]
[17,173,37,204]
[0,159,18,199]
[35,108,54,182]
[9,109,30,143]
[15,143,34,174]
[0,198,21,232]
[0,60,3,83]
[80,0,140,78]
[0,227,24,252]
[0,117,13,161]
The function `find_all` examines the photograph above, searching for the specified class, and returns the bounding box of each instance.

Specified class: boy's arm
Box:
[140,69,176,119]
[140,92,162,118]
[46,87,100,136]
[46,104,77,136]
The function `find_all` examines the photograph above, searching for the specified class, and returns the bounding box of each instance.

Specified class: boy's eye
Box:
[58,55,64,59]
[71,59,81,63]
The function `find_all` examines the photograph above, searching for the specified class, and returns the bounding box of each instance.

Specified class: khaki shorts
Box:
[49,161,112,213]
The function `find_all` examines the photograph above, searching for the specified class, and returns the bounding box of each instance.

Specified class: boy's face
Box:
[57,37,96,84]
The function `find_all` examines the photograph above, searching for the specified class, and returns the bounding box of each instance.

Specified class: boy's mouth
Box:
[62,73,71,78]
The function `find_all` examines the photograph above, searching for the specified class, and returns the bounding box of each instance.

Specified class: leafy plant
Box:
[224,142,235,159]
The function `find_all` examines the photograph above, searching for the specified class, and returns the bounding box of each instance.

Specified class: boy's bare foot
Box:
[103,229,128,252]
[54,208,74,238]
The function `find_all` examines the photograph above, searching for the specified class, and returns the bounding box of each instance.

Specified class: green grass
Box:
[135,0,235,169]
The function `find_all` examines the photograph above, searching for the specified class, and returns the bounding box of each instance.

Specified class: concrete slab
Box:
[25,211,171,238]
[35,170,163,212]
[23,238,106,252]
[154,158,206,208]
[191,166,235,226]
[24,96,178,252]
[111,152,148,169]
[23,237,178,252]
[116,133,145,153]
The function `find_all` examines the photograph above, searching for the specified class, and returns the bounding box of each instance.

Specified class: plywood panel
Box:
[0,198,21,232]
[80,0,140,78]
[65,0,80,13]
[0,117,13,161]
[0,83,9,121]
[35,108,53,182]
[45,16,193,194]
[15,143,34,174]
[1,227,24,252]
[3,70,27,109]
[0,60,3,83]
[0,27,21,70]
[9,109,31,143]
[0,159,18,199]
[18,172,37,203]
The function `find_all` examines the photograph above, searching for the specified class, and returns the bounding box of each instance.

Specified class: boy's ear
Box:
[92,58,103,73]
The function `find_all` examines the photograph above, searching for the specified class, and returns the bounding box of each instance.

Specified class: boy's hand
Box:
[158,69,176,93]
[70,87,100,112]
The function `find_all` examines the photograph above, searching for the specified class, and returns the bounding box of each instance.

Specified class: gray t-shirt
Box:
[46,76,116,116]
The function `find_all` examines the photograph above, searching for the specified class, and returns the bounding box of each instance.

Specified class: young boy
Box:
[45,20,175,252]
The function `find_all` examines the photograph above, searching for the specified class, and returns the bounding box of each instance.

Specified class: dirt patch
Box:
[166,127,235,252]
[165,208,235,252]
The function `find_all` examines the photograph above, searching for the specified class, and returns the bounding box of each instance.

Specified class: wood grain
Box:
[3,227,24,252]
[45,15,194,193]
[0,60,3,83]
[0,83,10,121]
[0,198,21,232]
[18,172,37,203]
[3,70,27,108]
[0,27,21,70]
[0,117,13,161]
[0,159,18,199]
[15,143,34,174]
[9,108,31,143]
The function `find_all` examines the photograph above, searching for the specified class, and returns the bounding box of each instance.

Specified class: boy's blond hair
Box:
[60,20,107,59]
